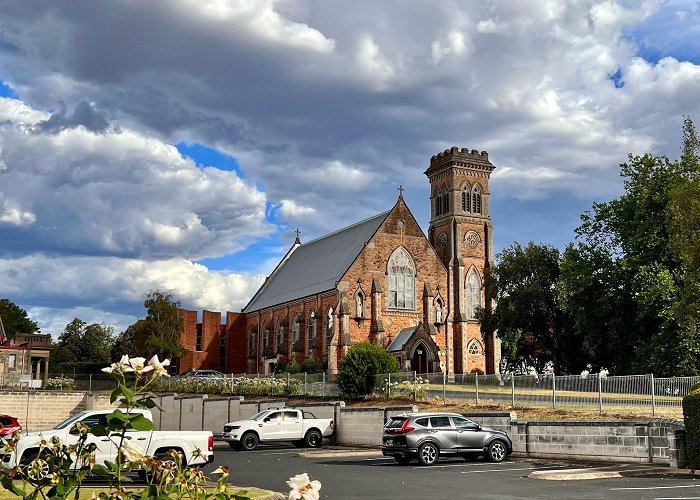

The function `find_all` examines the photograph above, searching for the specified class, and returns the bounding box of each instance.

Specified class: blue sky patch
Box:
[176,142,244,177]
[0,79,18,98]
[608,68,624,88]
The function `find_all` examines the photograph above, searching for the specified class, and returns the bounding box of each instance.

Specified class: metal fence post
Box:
[552,373,556,409]
[287,372,290,393]
[304,372,307,397]
[443,373,446,407]
[650,374,656,417]
[89,374,92,393]
[511,375,515,408]
[475,373,479,405]
[413,371,417,401]
[322,372,326,399]
[598,375,603,414]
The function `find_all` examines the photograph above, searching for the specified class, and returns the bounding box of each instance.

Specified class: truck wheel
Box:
[241,432,259,451]
[229,441,241,450]
[304,429,322,448]
[23,453,50,483]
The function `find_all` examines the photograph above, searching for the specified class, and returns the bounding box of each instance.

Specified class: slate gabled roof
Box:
[243,210,391,313]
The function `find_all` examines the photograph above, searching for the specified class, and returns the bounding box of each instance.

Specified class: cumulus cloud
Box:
[0,98,271,259]
[1,0,700,331]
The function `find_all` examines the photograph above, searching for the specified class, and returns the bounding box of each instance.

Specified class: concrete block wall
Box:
[461,412,515,435]
[511,420,686,466]
[336,405,416,446]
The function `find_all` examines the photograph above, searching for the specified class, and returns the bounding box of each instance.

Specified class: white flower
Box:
[148,355,171,377]
[599,368,609,379]
[580,370,589,380]
[102,355,134,374]
[120,441,145,463]
[287,472,321,500]
[129,357,153,375]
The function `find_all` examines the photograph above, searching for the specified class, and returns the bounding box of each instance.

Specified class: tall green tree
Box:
[0,298,39,340]
[133,290,187,361]
[50,318,114,373]
[480,242,576,373]
[569,117,700,375]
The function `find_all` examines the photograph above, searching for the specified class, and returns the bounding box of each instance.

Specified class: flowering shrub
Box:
[161,375,301,397]
[44,377,74,390]
[377,376,430,400]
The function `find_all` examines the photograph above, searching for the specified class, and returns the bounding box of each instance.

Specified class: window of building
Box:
[388,247,415,309]
[467,339,482,355]
[472,184,482,214]
[308,310,316,349]
[263,323,271,349]
[8,354,16,369]
[465,267,481,320]
[326,307,334,344]
[248,329,257,357]
[434,184,450,216]
[291,314,300,350]
[276,319,285,352]
[461,184,471,212]
[195,325,203,351]
[355,291,365,317]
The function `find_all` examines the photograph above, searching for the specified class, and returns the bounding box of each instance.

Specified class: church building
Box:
[234,146,500,376]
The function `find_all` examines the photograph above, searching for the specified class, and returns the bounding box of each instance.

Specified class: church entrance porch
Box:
[388,324,440,375]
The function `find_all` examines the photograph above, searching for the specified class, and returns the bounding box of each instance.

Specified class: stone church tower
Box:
[425,147,500,374]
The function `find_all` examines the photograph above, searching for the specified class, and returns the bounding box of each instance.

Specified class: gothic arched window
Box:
[472,184,482,214]
[441,184,449,214]
[388,247,416,309]
[248,328,257,357]
[355,291,365,317]
[276,318,285,352]
[263,322,271,349]
[465,267,481,320]
[291,314,300,349]
[308,310,316,349]
[326,307,334,344]
[467,339,483,355]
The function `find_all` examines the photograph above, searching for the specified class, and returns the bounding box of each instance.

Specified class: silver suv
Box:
[381,412,512,466]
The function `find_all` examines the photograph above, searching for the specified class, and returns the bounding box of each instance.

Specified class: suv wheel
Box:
[241,432,259,451]
[417,442,439,466]
[487,440,507,463]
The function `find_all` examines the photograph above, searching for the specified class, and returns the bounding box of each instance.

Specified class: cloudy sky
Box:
[1,0,699,337]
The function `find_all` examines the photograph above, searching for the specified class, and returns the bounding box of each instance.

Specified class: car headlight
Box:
[231,425,240,430]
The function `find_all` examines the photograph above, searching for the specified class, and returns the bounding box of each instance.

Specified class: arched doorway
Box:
[410,342,434,374]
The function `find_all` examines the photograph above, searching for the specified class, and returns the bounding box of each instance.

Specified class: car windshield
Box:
[250,411,273,421]
[54,411,88,430]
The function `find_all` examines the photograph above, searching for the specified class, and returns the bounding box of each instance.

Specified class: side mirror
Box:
[263,417,271,422]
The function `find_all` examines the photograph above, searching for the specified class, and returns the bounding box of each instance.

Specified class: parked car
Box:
[182,369,225,379]
[222,409,334,450]
[0,415,21,440]
[0,408,213,481]
[381,412,512,466]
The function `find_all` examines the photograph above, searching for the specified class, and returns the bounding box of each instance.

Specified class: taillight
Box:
[330,419,334,430]
[400,420,415,433]
[208,435,214,451]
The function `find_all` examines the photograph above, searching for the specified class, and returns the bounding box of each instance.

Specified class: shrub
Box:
[337,341,400,399]
[300,356,325,374]
[683,388,700,471]
[690,381,700,394]
[275,360,301,374]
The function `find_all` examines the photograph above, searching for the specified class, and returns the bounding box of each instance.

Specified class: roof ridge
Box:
[300,210,391,246]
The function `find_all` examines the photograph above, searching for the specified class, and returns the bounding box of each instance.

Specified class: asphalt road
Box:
[208,442,700,500]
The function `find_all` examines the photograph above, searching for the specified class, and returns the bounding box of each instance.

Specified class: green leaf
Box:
[130,414,154,431]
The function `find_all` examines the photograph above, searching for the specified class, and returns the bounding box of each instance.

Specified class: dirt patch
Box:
[300,396,683,422]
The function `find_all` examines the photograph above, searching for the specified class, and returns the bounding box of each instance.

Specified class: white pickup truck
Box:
[222,409,334,450]
[1,408,213,480]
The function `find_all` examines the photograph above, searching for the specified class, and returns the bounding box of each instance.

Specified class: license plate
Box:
[385,439,394,446]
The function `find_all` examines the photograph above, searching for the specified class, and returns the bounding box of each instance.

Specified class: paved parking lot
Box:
[209,442,700,499]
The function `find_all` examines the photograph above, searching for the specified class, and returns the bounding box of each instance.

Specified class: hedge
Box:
[683,388,700,471]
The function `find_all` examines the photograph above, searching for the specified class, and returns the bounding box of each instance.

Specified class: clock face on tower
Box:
[465,231,480,248]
